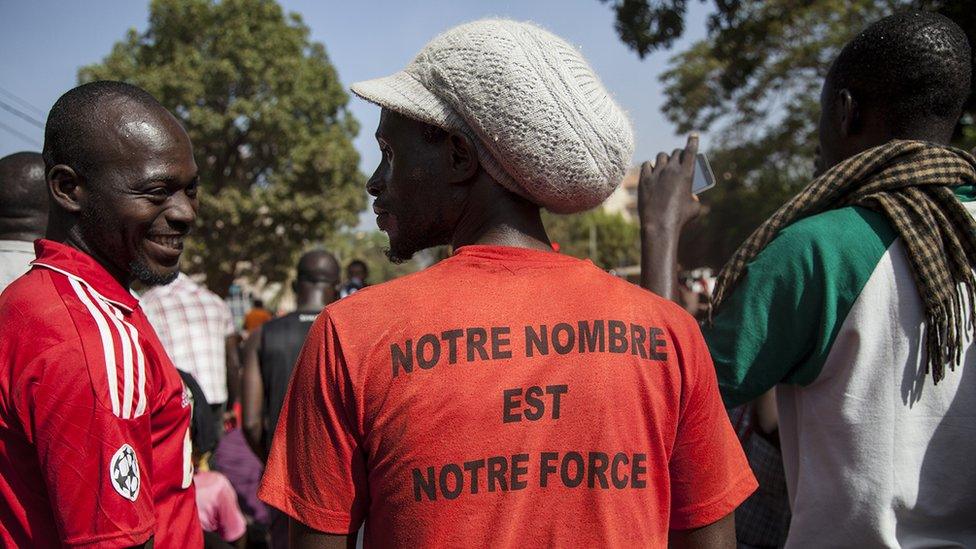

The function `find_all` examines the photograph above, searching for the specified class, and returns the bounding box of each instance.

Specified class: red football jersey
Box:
[0,240,202,547]
[260,245,756,547]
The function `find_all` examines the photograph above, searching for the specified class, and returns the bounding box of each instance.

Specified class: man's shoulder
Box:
[326,255,693,329]
[1,268,76,335]
[326,263,443,314]
[1,271,94,378]
[142,277,228,312]
[772,206,897,262]
[195,284,230,312]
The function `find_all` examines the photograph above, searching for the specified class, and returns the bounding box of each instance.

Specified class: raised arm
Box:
[639,134,701,298]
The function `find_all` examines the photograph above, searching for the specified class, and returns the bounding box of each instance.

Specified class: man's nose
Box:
[366,172,383,197]
[166,193,197,230]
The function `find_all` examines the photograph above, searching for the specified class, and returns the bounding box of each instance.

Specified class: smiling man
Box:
[0,81,202,547]
[259,19,755,549]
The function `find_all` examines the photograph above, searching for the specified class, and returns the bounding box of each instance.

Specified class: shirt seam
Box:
[669,466,758,530]
[32,262,135,312]
[62,522,154,546]
[263,484,360,534]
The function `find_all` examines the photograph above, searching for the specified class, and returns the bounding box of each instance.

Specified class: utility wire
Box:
[0,120,42,147]
[0,99,44,129]
[0,86,47,118]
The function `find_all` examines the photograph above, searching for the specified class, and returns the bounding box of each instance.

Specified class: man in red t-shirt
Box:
[259,19,756,548]
[0,81,202,547]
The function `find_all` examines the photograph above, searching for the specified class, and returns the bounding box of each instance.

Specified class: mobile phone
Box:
[692,153,716,194]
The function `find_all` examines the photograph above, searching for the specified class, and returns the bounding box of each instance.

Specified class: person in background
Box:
[640,12,976,547]
[242,249,340,548]
[244,297,273,332]
[0,151,47,291]
[0,80,202,547]
[339,258,369,297]
[193,424,247,548]
[259,18,755,548]
[242,249,341,460]
[179,369,218,466]
[142,271,242,437]
[226,283,248,331]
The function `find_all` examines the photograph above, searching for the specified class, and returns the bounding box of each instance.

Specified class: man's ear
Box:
[838,89,859,137]
[447,132,479,183]
[48,164,85,213]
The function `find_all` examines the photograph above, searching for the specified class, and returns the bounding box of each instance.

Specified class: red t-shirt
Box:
[259,245,756,547]
[0,240,202,548]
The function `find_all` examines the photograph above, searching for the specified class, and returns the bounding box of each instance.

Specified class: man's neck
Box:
[295,293,334,313]
[48,221,132,289]
[451,177,552,252]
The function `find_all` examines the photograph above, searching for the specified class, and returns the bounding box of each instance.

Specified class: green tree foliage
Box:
[543,209,641,270]
[603,0,976,268]
[80,0,365,295]
[323,229,421,285]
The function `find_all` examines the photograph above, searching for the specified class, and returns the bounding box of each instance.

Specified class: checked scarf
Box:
[711,140,976,383]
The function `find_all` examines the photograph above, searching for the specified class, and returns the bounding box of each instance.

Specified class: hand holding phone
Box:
[692,153,716,194]
[638,134,704,230]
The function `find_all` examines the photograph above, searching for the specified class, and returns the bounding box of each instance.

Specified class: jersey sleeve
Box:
[15,339,156,547]
[703,207,897,408]
[668,319,758,530]
[258,311,368,533]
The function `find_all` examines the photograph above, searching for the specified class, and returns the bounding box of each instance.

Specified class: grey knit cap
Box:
[350,18,634,214]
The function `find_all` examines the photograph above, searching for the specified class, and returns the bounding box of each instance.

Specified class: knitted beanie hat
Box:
[350,19,634,214]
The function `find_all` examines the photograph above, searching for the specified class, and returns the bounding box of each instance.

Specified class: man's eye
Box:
[185,182,198,197]
[147,187,168,197]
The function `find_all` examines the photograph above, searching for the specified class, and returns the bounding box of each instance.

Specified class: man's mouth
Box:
[147,234,185,251]
[373,204,394,231]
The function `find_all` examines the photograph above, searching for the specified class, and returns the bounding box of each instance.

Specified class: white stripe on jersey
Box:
[106,305,148,418]
[94,299,136,419]
[69,278,122,416]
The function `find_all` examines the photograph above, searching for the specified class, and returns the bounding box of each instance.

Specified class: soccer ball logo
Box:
[110,444,140,502]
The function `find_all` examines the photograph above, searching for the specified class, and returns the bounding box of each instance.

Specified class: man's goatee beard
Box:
[130,258,179,287]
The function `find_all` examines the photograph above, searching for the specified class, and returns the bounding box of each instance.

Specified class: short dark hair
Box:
[0,151,47,236]
[347,259,369,273]
[827,11,971,132]
[42,81,167,178]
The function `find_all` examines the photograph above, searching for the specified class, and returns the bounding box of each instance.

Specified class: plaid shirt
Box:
[728,405,790,548]
[141,273,235,405]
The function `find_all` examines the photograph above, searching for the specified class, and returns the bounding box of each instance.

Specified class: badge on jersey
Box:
[110,443,141,501]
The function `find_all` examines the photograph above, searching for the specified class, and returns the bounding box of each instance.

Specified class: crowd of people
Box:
[0,9,974,549]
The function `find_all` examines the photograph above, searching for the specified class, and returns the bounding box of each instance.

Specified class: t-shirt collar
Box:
[31,238,139,312]
[452,244,585,265]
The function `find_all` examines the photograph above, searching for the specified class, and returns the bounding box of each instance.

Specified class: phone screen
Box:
[692,153,716,194]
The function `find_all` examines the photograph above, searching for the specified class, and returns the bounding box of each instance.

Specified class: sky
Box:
[0,0,712,227]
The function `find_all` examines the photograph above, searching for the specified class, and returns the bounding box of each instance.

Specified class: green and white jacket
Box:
[705,188,976,548]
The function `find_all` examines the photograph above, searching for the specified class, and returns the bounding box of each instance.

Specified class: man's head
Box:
[367,109,479,261]
[0,152,47,242]
[43,80,198,287]
[293,249,340,308]
[816,11,972,175]
[347,259,368,283]
[352,19,634,262]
